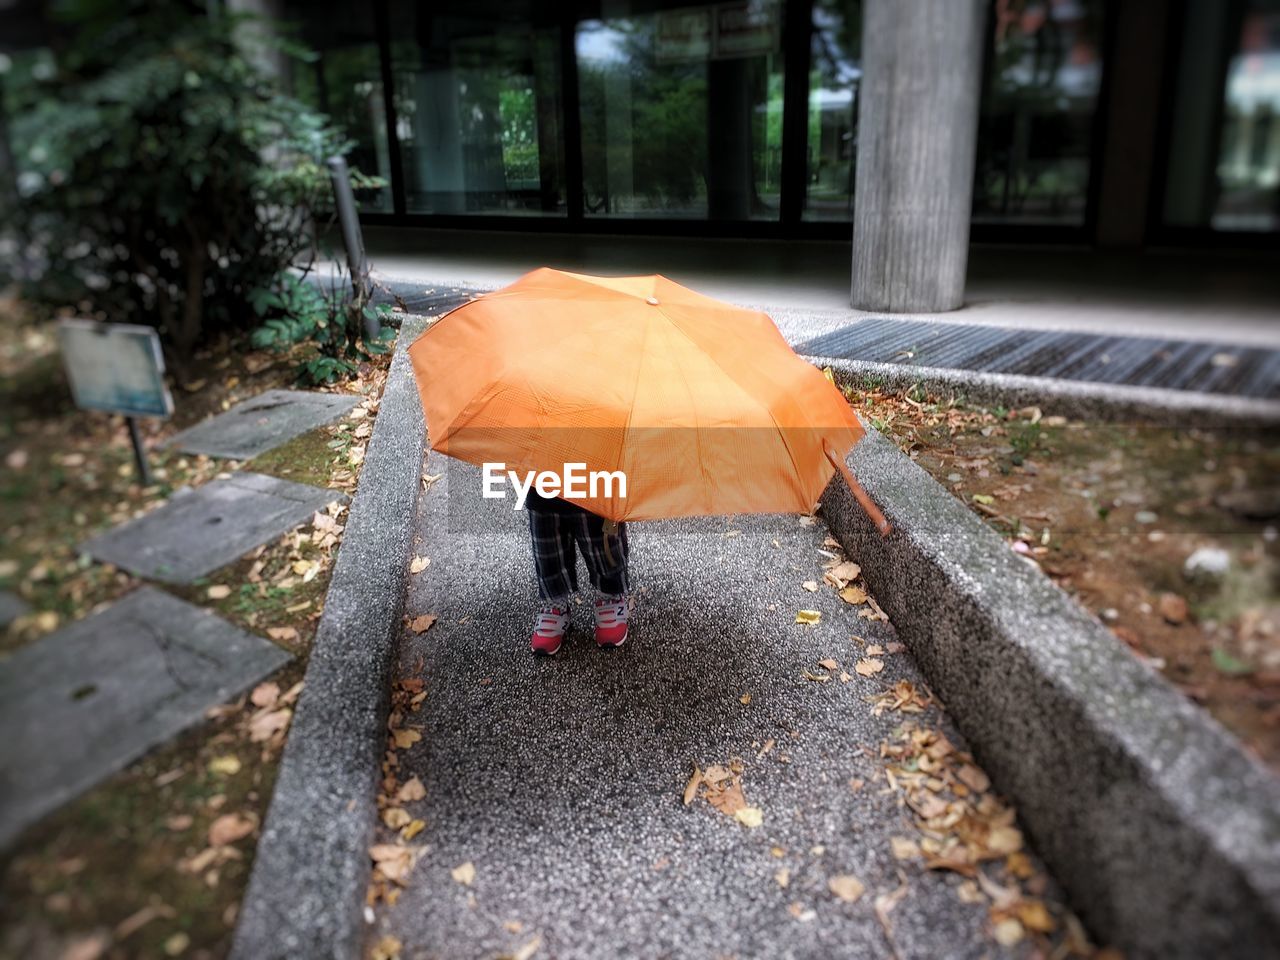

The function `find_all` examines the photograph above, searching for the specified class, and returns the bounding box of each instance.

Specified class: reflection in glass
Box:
[1214,0,1280,231]
[284,4,393,213]
[389,2,565,216]
[972,0,1104,225]
[576,1,784,220]
[803,0,860,221]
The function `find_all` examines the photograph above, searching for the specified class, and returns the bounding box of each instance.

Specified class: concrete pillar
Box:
[851,0,985,313]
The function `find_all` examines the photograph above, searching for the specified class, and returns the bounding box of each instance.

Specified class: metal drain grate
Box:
[797,319,1279,400]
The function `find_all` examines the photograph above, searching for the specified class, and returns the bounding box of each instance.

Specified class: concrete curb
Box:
[820,423,1280,959]
[812,355,1280,428]
[230,319,429,960]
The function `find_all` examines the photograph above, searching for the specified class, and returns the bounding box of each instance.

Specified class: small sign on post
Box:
[57,319,173,486]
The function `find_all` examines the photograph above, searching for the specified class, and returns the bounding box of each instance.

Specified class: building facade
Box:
[273,0,1280,248]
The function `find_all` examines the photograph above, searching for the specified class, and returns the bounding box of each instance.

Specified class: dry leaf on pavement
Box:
[801,580,818,592]
[392,728,422,750]
[207,585,231,600]
[401,819,426,841]
[382,808,412,829]
[838,585,868,605]
[854,658,884,677]
[397,776,426,802]
[408,614,438,634]
[734,807,763,828]
[795,610,821,625]
[828,875,866,902]
[410,556,431,574]
[683,768,703,806]
[451,861,476,886]
[370,935,402,960]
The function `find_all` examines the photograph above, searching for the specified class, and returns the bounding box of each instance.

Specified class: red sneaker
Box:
[531,604,569,656]
[593,595,630,648]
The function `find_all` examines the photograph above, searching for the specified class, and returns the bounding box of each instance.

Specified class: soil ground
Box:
[0,306,393,960]
[852,385,1280,769]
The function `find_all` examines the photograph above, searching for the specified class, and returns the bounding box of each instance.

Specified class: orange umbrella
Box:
[408,268,887,530]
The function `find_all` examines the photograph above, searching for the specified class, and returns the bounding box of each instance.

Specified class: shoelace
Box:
[594,599,628,627]
[535,607,568,636]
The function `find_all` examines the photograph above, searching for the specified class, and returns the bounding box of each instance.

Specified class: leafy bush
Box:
[249,271,394,385]
[5,0,383,375]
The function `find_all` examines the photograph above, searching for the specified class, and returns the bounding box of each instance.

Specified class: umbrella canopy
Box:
[408,268,887,529]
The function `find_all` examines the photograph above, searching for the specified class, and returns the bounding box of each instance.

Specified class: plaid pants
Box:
[528,508,630,601]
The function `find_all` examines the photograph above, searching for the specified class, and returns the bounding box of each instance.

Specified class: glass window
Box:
[972,0,1105,225]
[388,1,566,216]
[803,0,860,221]
[283,3,394,213]
[1212,0,1280,230]
[576,0,784,220]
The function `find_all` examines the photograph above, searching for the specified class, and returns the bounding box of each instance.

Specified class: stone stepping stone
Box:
[83,472,345,584]
[0,590,30,629]
[0,586,291,846]
[163,389,359,460]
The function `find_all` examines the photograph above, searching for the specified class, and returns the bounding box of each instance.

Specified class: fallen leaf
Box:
[383,807,412,829]
[890,836,920,860]
[795,610,821,625]
[828,874,866,902]
[266,626,298,642]
[683,767,703,805]
[392,728,422,750]
[1158,592,1189,625]
[248,708,291,742]
[801,580,819,592]
[451,861,476,886]
[408,614,438,634]
[865,644,884,656]
[733,806,763,828]
[163,932,190,956]
[706,779,747,816]
[397,776,426,802]
[818,658,839,670]
[987,826,1023,856]
[208,755,241,777]
[207,585,231,600]
[250,682,280,708]
[828,560,861,583]
[993,918,1025,946]
[775,868,791,888]
[400,819,426,841]
[956,764,990,793]
[208,812,255,847]
[854,658,884,677]
[370,935,402,960]
[801,670,830,683]
[1016,899,1056,933]
[166,814,194,831]
[956,880,984,903]
[839,585,868,605]
[410,556,431,574]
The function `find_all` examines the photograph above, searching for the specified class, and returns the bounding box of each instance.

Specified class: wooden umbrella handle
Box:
[823,439,892,537]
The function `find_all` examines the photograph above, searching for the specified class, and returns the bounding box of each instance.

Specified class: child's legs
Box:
[528,510,578,601]
[572,515,630,596]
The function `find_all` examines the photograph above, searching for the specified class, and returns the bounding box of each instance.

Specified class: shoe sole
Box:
[532,626,567,656]
[596,627,628,650]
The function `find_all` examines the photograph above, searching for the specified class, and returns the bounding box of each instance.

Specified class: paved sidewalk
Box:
[372,460,1057,959]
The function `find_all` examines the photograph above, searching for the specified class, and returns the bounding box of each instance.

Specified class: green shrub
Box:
[5,0,382,375]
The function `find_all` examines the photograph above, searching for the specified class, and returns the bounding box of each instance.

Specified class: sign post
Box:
[326,155,379,340]
[57,320,174,486]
